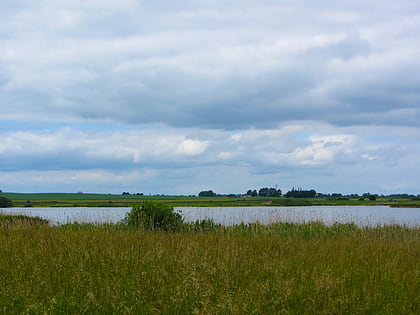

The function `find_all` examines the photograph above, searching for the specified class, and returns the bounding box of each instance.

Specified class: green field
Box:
[0,216,418,314]
[2,192,419,208]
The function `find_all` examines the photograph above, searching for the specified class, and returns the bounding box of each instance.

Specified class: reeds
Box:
[0,218,418,314]
[0,213,49,226]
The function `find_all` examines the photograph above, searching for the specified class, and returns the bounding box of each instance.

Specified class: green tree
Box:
[123,201,183,231]
[258,188,269,197]
[258,187,282,197]
[246,189,259,197]
[0,196,12,208]
[285,188,316,198]
[268,187,282,197]
[198,190,215,197]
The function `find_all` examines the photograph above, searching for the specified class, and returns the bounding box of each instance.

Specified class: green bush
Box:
[0,196,13,208]
[123,201,184,231]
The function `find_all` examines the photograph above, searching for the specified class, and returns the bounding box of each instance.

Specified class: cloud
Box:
[1,122,419,194]
[1,1,419,195]
[289,135,356,166]
[0,127,209,171]
[1,0,419,128]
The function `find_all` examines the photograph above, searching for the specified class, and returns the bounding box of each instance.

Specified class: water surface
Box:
[1,206,419,227]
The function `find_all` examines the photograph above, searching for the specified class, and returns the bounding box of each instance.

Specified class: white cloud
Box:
[362,154,376,161]
[290,135,355,166]
[1,0,419,127]
[1,122,419,194]
[176,138,208,156]
[0,1,419,194]
[0,127,211,169]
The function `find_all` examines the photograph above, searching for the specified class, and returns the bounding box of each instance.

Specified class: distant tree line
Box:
[245,187,317,198]
[246,188,282,197]
[387,193,418,199]
[285,188,316,198]
[199,187,319,198]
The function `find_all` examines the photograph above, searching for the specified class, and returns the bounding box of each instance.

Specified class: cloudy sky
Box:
[1,0,420,195]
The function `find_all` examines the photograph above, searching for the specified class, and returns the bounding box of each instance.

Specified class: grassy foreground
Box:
[0,218,418,314]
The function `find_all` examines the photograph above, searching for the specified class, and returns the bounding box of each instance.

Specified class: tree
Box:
[268,187,282,197]
[285,188,316,198]
[0,196,12,208]
[363,193,377,201]
[123,201,183,231]
[258,187,282,197]
[258,187,269,197]
[198,190,215,197]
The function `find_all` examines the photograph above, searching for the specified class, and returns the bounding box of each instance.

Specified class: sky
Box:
[1,0,420,195]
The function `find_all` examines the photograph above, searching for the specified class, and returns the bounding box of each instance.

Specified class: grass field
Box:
[0,215,418,314]
[2,192,419,208]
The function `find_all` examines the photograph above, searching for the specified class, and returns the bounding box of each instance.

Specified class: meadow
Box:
[0,214,418,314]
[2,192,419,208]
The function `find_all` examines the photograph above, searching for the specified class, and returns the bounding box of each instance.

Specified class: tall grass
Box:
[0,213,49,226]
[0,219,418,314]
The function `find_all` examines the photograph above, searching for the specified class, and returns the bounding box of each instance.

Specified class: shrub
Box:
[0,196,12,208]
[123,201,183,231]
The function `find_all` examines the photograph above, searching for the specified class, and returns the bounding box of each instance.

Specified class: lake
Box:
[1,206,419,227]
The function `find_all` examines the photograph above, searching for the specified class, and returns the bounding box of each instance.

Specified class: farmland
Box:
[1,192,419,208]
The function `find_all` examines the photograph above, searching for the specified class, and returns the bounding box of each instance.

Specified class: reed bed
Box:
[0,219,418,314]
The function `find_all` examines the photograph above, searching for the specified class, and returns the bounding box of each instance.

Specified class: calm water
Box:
[1,206,419,227]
